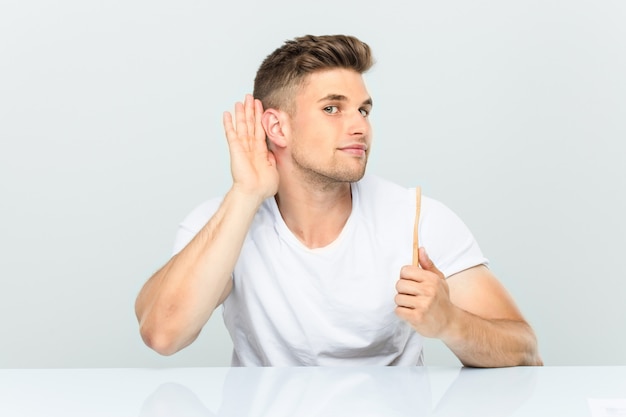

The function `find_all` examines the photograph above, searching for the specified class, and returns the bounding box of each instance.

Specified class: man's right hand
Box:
[136,95,280,356]
[223,94,279,200]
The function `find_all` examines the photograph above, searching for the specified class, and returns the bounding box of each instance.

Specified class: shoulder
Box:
[356,175,488,276]
[354,174,413,214]
[420,195,464,228]
[356,174,407,195]
[171,196,224,255]
[179,196,224,231]
[172,194,277,255]
[355,174,465,218]
[355,174,441,219]
[418,196,489,277]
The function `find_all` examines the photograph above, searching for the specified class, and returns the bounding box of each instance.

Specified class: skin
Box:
[262,69,373,247]
[135,68,542,366]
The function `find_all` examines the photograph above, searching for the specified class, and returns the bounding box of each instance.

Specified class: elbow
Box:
[511,338,545,367]
[504,352,543,367]
[138,317,200,356]
[505,321,544,367]
[523,327,544,366]
[514,344,544,367]
[522,351,544,367]
[135,290,207,356]
[139,324,180,356]
[136,298,186,356]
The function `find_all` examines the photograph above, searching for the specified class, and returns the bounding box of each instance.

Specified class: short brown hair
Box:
[253,34,374,114]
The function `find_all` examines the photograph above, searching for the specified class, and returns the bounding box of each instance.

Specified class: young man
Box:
[135,34,542,367]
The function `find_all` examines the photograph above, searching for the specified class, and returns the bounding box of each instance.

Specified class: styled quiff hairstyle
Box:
[253,34,374,114]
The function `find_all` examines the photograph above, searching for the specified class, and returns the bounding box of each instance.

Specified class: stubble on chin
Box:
[293,157,368,189]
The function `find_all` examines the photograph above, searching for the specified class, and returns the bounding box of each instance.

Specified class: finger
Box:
[399,265,425,283]
[394,293,416,309]
[418,247,445,280]
[254,99,266,143]
[244,94,255,141]
[223,111,236,144]
[395,306,414,324]
[395,278,419,295]
[234,101,247,140]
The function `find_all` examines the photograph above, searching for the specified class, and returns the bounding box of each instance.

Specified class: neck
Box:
[275,182,353,249]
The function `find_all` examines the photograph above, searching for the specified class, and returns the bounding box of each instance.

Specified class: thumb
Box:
[418,247,445,279]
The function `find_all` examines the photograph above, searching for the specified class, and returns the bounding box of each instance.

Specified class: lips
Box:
[338,143,368,156]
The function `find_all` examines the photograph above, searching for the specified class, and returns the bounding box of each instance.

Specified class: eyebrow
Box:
[318,94,373,107]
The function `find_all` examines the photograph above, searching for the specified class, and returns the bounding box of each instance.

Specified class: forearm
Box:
[441,307,543,367]
[135,187,264,355]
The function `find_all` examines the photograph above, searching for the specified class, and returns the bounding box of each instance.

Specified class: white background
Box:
[1,0,625,368]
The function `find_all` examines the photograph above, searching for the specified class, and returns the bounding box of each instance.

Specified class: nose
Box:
[347,109,370,136]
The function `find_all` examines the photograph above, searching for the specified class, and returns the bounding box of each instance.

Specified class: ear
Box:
[261,108,288,148]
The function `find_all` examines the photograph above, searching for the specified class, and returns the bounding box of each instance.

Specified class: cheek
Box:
[295,125,328,147]
[291,115,340,151]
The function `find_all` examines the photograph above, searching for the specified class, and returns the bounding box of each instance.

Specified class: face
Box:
[285,68,373,186]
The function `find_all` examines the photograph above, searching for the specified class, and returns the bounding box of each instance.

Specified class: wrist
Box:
[438,304,467,346]
[225,185,269,213]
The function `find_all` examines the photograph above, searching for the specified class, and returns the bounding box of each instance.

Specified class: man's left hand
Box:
[395,247,457,338]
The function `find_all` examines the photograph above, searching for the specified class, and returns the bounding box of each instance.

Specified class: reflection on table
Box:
[140,366,536,417]
[1,366,624,416]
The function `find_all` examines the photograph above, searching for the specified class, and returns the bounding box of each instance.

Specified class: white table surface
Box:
[1,366,624,416]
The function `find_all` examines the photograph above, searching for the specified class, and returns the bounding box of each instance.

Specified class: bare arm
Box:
[135,95,278,355]
[395,247,542,367]
[443,264,542,367]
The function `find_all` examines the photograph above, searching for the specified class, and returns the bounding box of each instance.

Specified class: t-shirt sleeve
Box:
[172,197,223,256]
[418,196,489,278]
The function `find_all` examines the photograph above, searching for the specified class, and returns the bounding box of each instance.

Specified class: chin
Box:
[335,166,367,183]
[298,160,368,186]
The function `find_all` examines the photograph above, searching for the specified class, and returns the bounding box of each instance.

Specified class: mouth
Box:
[338,143,368,157]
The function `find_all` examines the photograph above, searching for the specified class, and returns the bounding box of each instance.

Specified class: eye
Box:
[323,106,339,114]
[359,108,370,117]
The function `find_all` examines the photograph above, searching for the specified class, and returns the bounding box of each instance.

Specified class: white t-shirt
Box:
[173,174,488,366]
